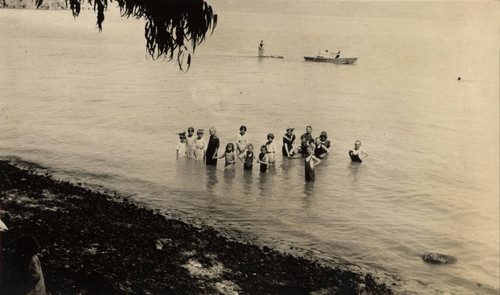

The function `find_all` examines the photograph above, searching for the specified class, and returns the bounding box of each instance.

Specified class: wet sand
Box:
[0,159,393,294]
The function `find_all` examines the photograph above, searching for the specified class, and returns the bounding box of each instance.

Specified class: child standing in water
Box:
[305,147,321,181]
[219,143,237,167]
[292,134,309,157]
[239,143,254,170]
[282,127,296,157]
[256,145,269,172]
[265,133,276,166]
[186,127,196,158]
[194,129,206,160]
[236,125,248,155]
[176,132,187,158]
[349,140,368,162]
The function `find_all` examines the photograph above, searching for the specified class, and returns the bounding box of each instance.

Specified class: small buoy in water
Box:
[457,77,461,81]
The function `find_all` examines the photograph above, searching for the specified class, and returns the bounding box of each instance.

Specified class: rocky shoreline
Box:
[0,159,393,294]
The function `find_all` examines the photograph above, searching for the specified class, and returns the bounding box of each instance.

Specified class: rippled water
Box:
[1,2,499,294]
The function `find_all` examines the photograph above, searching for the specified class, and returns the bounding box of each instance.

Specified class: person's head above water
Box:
[354,140,361,150]
[260,145,267,153]
[306,126,312,134]
[247,143,254,151]
[225,143,234,152]
[239,125,247,133]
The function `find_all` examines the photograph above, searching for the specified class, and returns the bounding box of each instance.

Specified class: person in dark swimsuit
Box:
[257,145,268,172]
[301,125,314,145]
[349,140,368,162]
[205,127,220,166]
[304,147,321,181]
[314,131,331,158]
[282,127,296,157]
[239,143,254,170]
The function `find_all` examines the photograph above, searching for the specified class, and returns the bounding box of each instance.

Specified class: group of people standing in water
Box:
[176,125,368,181]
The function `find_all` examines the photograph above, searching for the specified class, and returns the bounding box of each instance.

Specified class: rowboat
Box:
[304,56,357,64]
[258,55,284,59]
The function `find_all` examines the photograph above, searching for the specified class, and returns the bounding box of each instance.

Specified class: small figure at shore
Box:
[282,127,296,157]
[206,127,220,166]
[305,147,321,181]
[314,131,330,158]
[194,129,206,160]
[265,133,276,166]
[176,132,187,158]
[236,125,249,155]
[9,236,47,295]
[186,127,196,158]
[258,40,265,57]
[349,140,368,162]
[239,143,254,171]
[257,145,269,172]
[219,143,236,167]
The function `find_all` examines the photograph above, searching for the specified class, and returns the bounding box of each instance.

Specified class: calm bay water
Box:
[1,2,499,294]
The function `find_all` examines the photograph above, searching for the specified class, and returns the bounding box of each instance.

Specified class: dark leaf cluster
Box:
[35,0,217,70]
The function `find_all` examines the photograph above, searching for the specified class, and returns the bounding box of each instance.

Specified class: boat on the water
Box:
[259,55,284,59]
[304,56,357,64]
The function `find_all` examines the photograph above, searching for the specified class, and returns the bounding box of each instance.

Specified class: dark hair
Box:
[16,235,38,257]
[239,125,247,131]
[187,127,195,132]
[260,145,267,151]
[226,143,234,152]
[267,133,274,139]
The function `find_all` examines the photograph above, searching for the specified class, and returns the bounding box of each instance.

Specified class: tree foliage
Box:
[35,0,217,70]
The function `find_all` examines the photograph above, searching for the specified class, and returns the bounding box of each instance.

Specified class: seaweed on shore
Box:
[0,160,393,294]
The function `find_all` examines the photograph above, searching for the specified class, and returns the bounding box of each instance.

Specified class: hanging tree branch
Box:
[36,0,217,71]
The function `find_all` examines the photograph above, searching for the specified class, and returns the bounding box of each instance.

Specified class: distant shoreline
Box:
[1,0,67,10]
[0,159,393,294]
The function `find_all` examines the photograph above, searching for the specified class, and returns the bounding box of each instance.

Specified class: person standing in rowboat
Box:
[258,40,265,57]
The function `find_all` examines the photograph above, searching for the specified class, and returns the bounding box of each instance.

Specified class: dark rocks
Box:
[0,160,394,294]
[422,253,457,264]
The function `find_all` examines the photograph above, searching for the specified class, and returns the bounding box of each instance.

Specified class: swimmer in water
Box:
[349,140,368,162]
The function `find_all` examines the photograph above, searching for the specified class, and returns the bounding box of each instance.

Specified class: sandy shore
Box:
[0,159,393,294]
